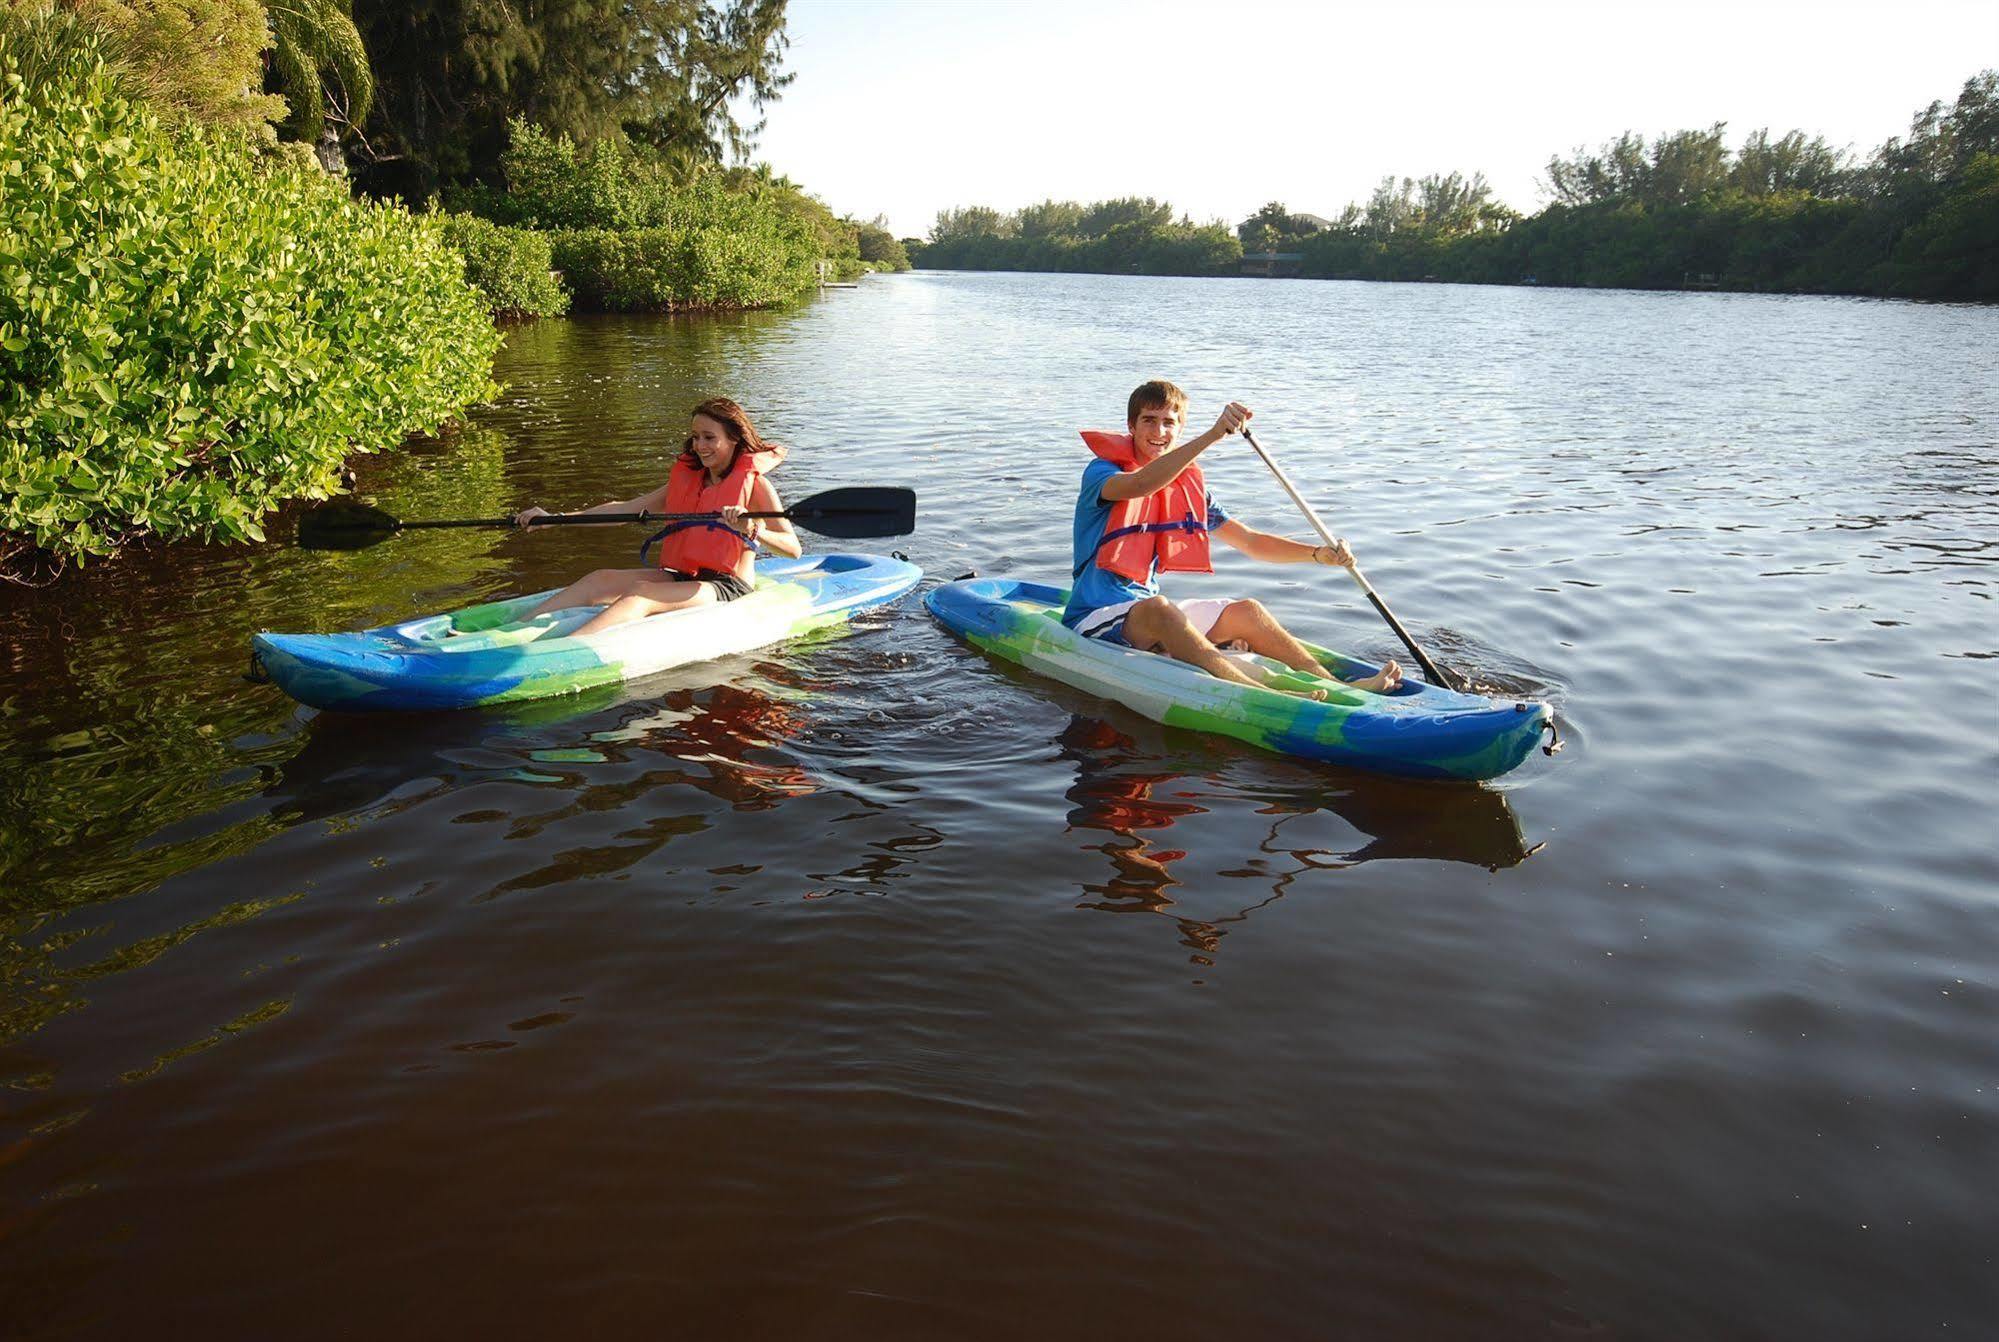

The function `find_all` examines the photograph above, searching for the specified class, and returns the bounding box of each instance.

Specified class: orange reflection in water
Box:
[1055,713,1537,965]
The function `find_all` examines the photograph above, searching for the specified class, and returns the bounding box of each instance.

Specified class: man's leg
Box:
[1206,599,1404,693]
[1118,596,1316,695]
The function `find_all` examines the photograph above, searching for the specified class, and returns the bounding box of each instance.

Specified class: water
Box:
[2,274,1995,1339]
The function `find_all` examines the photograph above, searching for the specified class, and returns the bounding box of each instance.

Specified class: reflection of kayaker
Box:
[1060,380,1402,698]
[1056,714,1534,872]
[514,397,802,637]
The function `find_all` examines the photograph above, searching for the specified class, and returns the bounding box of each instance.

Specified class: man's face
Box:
[1130,403,1181,461]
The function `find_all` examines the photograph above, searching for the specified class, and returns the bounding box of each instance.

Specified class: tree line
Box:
[911,71,1998,301]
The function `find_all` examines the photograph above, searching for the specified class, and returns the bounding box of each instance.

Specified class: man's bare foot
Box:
[1346,659,1404,694]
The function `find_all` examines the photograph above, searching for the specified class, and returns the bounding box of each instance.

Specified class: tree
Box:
[66,0,285,136]
[1731,129,1851,198]
[1076,196,1172,237]
[1015,199,1085,239]
[349,0,793,192]
[1363,176,1418,238]
[264,0,373,171]
[930,205,1013,243]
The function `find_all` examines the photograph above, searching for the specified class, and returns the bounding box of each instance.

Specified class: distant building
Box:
[1235,212,1336,245]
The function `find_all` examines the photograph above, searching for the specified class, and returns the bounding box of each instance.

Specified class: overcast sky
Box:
[750,0,1999,237]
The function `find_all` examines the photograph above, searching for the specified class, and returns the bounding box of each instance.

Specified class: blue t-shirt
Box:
[1060,457,1228,628]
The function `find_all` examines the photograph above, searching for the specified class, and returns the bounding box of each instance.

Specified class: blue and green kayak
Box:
[925,577,1553,781]
[254,553,922,712]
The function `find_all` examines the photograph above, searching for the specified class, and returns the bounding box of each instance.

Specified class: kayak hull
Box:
[254,553,922,712]
[925,577,1551,782]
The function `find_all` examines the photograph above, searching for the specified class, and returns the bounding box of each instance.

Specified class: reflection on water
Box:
[1059,715,1535,962]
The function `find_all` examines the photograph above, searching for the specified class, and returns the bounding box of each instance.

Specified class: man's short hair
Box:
[1127,380,1188,428]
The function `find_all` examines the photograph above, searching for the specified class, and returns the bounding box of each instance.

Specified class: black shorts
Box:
[661,568,752,602]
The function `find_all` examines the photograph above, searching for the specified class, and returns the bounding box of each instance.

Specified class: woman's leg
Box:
[570,577,715,638]
[525,568,664,620]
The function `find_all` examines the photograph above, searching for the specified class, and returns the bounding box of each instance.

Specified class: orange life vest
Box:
[1080,430,1212,581]
[643,451,765,574]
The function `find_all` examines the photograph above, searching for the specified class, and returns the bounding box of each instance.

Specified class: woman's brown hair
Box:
[678,397,774,473]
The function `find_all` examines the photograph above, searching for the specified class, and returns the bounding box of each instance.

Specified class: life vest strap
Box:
[639,519,748,567]
[1076,515,1205,578]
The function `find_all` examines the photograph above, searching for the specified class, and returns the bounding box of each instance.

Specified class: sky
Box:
[750,0,1999,238]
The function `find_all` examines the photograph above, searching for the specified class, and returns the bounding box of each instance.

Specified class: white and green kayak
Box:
[253,553,922,712]
[926,576,1554,781]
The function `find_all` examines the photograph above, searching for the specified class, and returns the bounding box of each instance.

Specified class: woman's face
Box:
[688,413,739,473]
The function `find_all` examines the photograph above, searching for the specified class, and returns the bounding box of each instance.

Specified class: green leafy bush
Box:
[0,24,500,578]
[549,216,817,311]
[438,214,569,320]
[453,120,827,309]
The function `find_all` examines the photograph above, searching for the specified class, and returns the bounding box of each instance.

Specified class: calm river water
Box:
[3,273,1995,1339]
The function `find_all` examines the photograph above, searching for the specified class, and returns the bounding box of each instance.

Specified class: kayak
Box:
[925,577,1553,781]
[253,553,922,712]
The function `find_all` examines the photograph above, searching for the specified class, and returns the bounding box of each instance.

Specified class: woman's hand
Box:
[1313,538,1355,567]
[1210,401,1253,437]
[514,505,551,530]
[720,505,762,544]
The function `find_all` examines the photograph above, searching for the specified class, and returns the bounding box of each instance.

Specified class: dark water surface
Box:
[3,274,1995,1339]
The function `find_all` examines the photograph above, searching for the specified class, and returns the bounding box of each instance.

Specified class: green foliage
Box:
[922,198,1242,276]
[854,220,909,271]
[437,214,569,319]
[1889,152,1999,299]
[548,210,817,311]
[459,118,680,230]
[264,0,374,146]
[350,0,793,190]
[449,122,824,308]
[0,25,499,578]
[63,0,287,136]
[1543,125,1745,208]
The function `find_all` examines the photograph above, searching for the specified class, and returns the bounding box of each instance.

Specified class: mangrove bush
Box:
[0,21,499,579]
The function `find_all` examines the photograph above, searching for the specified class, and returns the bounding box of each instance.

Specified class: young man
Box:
[1060,380,1403,696]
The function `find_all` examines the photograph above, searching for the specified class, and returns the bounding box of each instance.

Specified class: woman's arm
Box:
[515,483,670,528]
[730,477,801,558]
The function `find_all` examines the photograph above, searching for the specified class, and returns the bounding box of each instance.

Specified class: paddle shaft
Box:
[392,510,793,532]
[1238,427,1459,690]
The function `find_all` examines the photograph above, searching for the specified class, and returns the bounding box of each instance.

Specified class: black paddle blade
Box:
[786,486,916,539]
[296,499,401,550]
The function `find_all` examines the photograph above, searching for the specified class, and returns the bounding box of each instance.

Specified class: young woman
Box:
[514,398,802,637]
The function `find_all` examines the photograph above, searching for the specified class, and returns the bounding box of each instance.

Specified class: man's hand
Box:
[1211,401,1253,437]
[1314,538,1355,567]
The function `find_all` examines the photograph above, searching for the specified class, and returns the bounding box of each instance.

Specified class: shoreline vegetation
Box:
[0,1,906,582]
[909,70,1997,303]
[2,2,1986,585]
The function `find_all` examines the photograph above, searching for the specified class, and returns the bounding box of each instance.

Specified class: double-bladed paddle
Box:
[1238,427,1463,691]
[297,486,916,552]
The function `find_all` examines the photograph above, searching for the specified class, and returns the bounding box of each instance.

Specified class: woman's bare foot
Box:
[1346,659,1404,694]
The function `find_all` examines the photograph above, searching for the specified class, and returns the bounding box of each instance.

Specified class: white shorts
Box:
[1076,596,1236,648]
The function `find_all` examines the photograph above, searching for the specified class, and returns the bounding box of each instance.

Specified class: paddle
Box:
[297,486,917,552]
[1238,427,1464,691]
